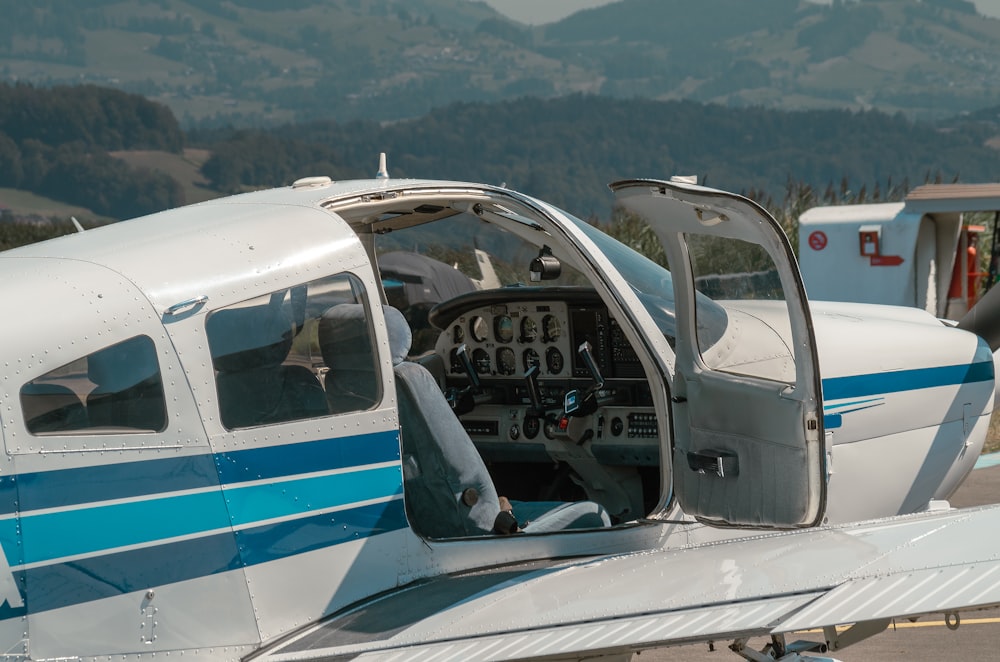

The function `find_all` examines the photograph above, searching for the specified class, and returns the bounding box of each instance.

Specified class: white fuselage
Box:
[0,176,993,659]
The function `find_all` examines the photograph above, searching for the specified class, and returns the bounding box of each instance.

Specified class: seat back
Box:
[208,303,327,429]
[377,306,610,537]
[379,306,502,538]
[318,303,380,414]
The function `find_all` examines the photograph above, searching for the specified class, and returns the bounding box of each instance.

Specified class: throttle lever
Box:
[578,340,605,389]
[524,365,544,417]
[456,344,481,389]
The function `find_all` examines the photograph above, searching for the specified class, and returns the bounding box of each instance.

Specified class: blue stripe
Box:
[216,430,400,485]
[822,361,994,401]
[0,430,409,622]
[824,397,883,412]
[20,490,231,566]
[9,454,219,516]
[234,499,407,566]
[22,530,240,617]
[17,465,402,566]
[976,452,1000,469]
[225,466,403,527]
[7,431,401,518]
[22,500,406,615]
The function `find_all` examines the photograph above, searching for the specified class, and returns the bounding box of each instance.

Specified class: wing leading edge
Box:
[257,505,1000,661]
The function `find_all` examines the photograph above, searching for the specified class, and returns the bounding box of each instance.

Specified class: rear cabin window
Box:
[205,273,380,430]
[20,335,167,435]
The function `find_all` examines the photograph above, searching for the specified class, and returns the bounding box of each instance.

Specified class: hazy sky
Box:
[479,0,1000,25]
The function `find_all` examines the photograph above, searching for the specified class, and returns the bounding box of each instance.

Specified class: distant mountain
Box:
[2,0,999,125]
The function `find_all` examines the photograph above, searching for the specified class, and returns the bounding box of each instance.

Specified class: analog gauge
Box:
[469,316,488,342]
[494,315,514,343]
[542,314,561,342]
[452,324,464,344]
[496,347,516,376]
[520,316,538,343]
[472,348,491,374]
[523,347,540,372]
[523,415,541,440]
[546,346,564,374]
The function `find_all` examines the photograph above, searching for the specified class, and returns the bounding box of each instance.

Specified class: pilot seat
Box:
[319,303,611,538]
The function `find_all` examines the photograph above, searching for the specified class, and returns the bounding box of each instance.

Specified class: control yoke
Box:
[524,365,544,417]
[456,343,481,389]
[564,341,605,417]
[447,344,480,415]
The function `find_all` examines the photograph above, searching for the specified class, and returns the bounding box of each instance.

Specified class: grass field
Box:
[0,188,104,220]
[109,148,221,205]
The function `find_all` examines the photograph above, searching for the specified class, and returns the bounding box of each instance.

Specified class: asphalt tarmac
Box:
[640,463,1000,661]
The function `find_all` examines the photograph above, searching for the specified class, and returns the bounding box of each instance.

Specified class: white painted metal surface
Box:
[0,172,997,661]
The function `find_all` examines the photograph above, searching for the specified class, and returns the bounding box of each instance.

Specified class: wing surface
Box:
[257,505,1000,661]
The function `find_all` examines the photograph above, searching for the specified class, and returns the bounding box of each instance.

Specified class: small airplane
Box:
[1,155,999,661]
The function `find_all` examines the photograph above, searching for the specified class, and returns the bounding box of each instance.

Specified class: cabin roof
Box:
[0,178,453,312]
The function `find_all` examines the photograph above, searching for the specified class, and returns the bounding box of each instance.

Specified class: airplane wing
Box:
[256,505,1000,661]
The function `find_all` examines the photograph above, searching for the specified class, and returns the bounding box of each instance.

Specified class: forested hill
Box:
[197,94,1000,219]
[0,84,185,219]
[2,84,999,226]
[2,0,1000,126]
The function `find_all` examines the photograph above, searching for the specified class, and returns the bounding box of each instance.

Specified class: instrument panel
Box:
[437,299,644,381]
[444,302,570,378]
[431,290,658,458]
[430,289,661,518]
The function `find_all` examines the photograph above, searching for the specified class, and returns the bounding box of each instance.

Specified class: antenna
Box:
[376,152,389,179]
[70,216,85,233]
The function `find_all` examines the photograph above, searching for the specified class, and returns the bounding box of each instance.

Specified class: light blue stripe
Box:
[18,465,402,566]
[0,519,18,568]
[21,491,230,565]
[975,452,1000,469]
[824,397,883,411]
[224,465,403,526]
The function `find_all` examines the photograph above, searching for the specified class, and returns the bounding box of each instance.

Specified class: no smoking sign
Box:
[808,231,828,251]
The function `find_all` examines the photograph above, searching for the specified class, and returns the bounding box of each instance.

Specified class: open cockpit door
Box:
[613,179,826,527]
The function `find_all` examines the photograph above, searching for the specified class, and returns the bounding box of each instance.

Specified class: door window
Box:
[687,233,796,384]
[205,273,380,429]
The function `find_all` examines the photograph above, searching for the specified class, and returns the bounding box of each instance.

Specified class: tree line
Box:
[194,94,1000,221]
[0,83,185,219]
[2,84,999,253]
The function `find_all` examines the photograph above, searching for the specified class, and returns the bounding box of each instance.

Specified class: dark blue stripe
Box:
[7,431,402,517]
[822,361,994,401]
[20,500,407,616]
[13,453,220,515]
[0,476,17,520]
[23,529,241,615]
[234,499,407,566]
[824,414,842,430]
[216,430,400,485]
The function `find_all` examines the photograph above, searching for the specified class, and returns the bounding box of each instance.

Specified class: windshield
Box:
[565,213,728,349]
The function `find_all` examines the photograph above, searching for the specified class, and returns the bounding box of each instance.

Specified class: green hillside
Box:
[110,148,219,205]
[0,188,102,219]
[3,0,1000,125]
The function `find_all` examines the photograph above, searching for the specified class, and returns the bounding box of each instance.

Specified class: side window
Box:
[205,273,380,430]
[20,335,167,435]
[687,233,796,383]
